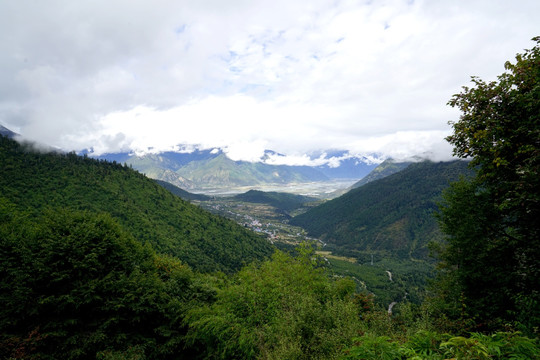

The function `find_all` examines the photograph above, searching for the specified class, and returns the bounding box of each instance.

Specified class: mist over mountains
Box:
[0,125,18,139]
[2,124,457,195]
[91,146,381,192]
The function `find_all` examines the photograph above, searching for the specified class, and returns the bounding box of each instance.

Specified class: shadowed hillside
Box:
[154,179,211,201]
[290,160,472,259]
[233,189,318,212]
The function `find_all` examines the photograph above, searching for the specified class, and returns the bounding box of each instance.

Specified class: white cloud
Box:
[347,130,456,162]
[1,0,539,164]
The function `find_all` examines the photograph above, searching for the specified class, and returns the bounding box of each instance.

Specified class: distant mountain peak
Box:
[0,125,19,139]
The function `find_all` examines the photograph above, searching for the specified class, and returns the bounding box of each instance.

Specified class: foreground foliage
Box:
[1,199,538,359]
[342,331,539,360]
[433,37,540,334]
[185,247,363,360]
[0,202,363,359]
[0,205,194,359]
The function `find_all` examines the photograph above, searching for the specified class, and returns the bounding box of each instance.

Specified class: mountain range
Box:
[1,124,470,265]
[93,148,379,192]
[2,124,381,192]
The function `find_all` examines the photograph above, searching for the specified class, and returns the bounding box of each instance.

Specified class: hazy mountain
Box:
[314,150,379,179]
[93,150,223,189]
[0,136,273,273]
[174,153,329,188]
[264,149,379,179]
[94,148,378,191]
[0,125,18,138]
[290,160,473,260]
[316,158,377,179]
[350,159,411,189]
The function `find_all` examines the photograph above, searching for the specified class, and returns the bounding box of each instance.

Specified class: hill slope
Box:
[0,136,273,272]
[154,179,211,201]
[290,160,472,259]
[233,190,318,212]
[350,159,411,189]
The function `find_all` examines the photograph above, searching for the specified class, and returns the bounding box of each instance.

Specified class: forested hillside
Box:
[291,160,472,259]
[0,136,273,273]
[233,189,318,212]
[154,179,211,201]
[350,159,411,189]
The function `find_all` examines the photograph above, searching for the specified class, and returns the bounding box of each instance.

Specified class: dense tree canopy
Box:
[435,37,540,333]
[0,136,273,273]
[291,160,471,260]
[0,205,196,359]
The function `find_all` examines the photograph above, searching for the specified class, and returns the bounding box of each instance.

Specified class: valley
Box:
[192,187,436,310]
[141,158,473,311]
[2,122,538,358]
[189,178,358,197]
[194,196,318,245]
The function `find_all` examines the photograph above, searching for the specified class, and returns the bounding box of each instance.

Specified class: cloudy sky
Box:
[1,0,538,164]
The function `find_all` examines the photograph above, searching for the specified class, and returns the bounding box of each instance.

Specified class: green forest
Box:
[154,179,211,202]
[0,137,273,274]
[1,39,539,359]
[291,160,473,260]
[233,190,318,213]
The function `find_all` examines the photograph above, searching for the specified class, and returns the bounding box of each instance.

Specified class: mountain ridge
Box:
[0,124,19,138]
[92,148,380,191]
[233,189,318,213]
[290,160,473,260]
[350,159,412,189]
[176,153,330,188]
[0,135,273,273]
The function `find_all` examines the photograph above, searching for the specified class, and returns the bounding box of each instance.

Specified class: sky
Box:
[1,0,538,165]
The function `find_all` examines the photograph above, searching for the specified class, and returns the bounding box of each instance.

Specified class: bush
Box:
[185,248,364,359]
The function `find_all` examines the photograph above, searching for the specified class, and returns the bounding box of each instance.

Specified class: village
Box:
[194,197,315,246]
